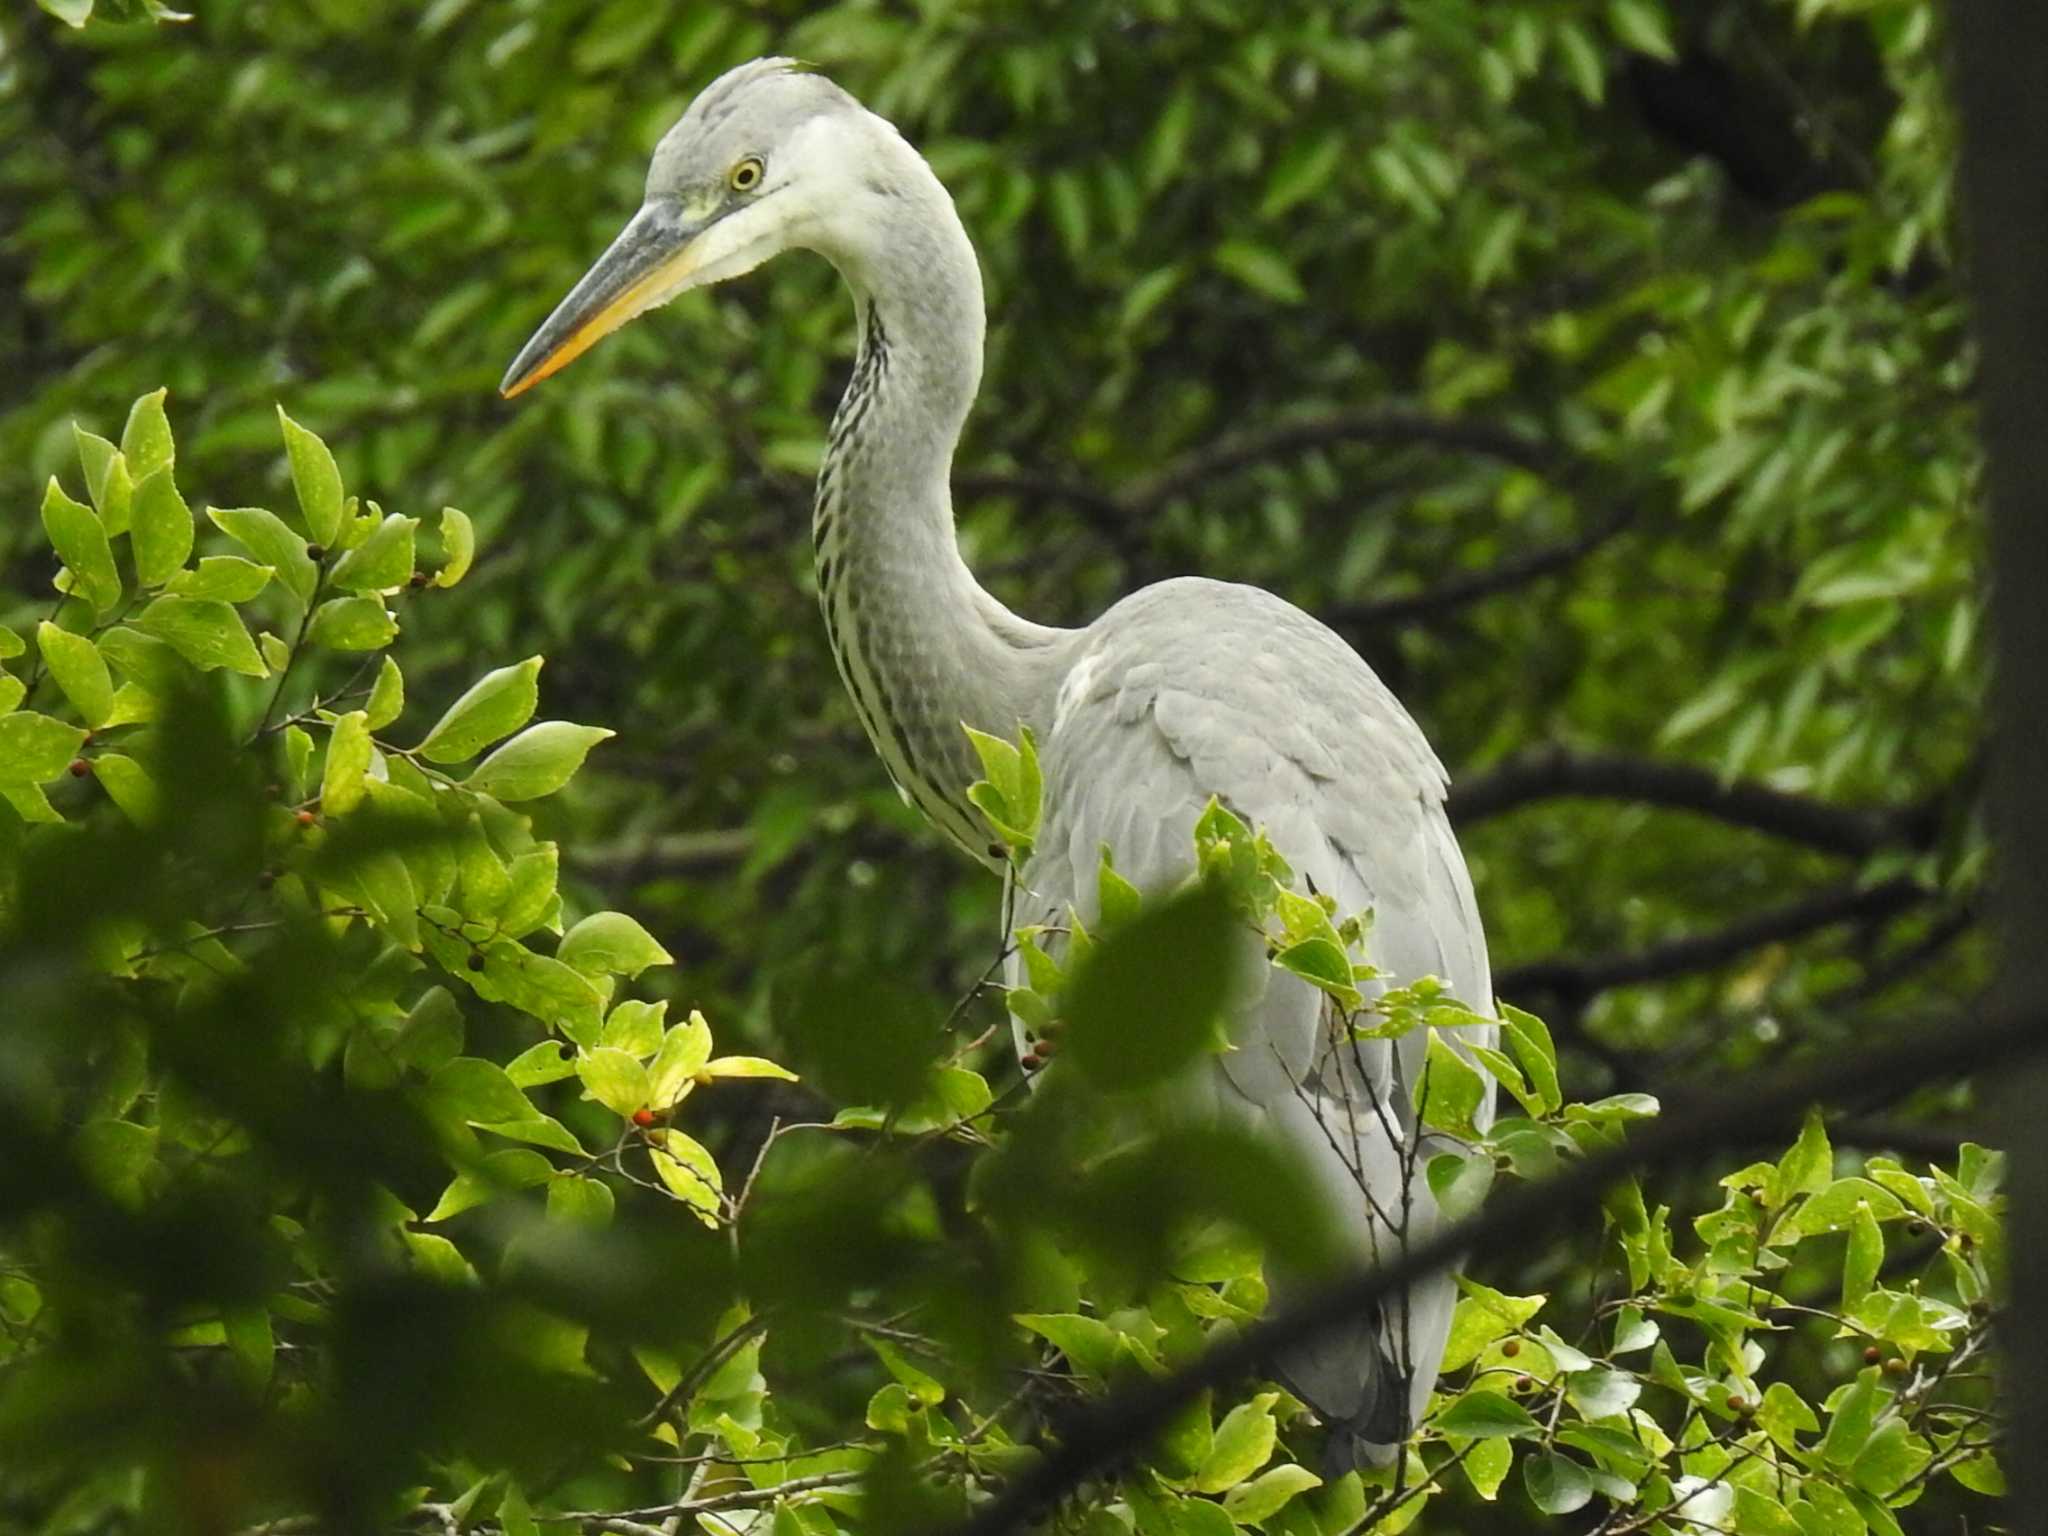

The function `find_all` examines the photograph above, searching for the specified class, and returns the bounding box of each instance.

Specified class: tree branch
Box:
[1493,877,1930,1005]
[1326,501,1639,629]
[944,1002,2039,1536]
[1123,409,1559,514]
[1447,747,1906,858]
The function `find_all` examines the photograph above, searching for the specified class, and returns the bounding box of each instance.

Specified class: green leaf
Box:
[465,721,613,801]
[434,506,475,587]
[703,1056,798,1082]
[74,427,132,534]
[1425,1150,1494,1222]
[1213,240,1305,304]
[1434,1390,1540,1439]
[1194,1392,1278,1493]
[1065,885,1235,1091]
[41,479,121,615]
[168,556,270,603]
[1842,1204,1882,1312]
[650,1129,723,1223]
[35,624,113,728]
[1258,132,1345,220]
[507,1041,578,1088]
[0,712,90,786]
[0,627,22,660]
[420,657,544,763]
[1464,1437,1513,1499]
[1849,1419,1930,1497]
[1819,1369,1883,1466]
[431,1057,540,1127]
[602,998,667,1055]
[1524,1453,1592,1515]
[322,711,373,816]
[1222,1464,1320,1525]
[577,1047,651,1116]
[329,512,417,592]
[1416,1035,1487,1138]
[426,1148,553,1221]
[1500,1004,1560,1114]
[305,596,397,651]
[277,406,344,545]
[121,388,175,480]
[135,596,267,677]
[649,1013,713,1106]
[130,466,194,588]
[365,656,405,730]
[94,753,158,822]
[1440,1282,1545,1372]
[1777,1108,1834,1204]
[547,1175,614,1228]
[209,506,317,609]
[1608,0,1677,60]
[498,846,559,937]
[1564,1368,1641,1418]
[1017,1313,1121,1379]
[1274,935,1360,1007]
[558,910,674,978]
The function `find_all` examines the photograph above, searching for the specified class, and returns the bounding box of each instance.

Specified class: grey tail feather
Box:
[1272,1331,1411,1477]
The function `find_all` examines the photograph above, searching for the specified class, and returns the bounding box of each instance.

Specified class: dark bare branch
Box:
[1124,408,1560,513]
[1494,876,1930,1004]
[1447,747,1906,858]
[1325,502,1638,629]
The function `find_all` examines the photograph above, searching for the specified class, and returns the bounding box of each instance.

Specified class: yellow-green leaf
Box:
[120,388,175,480]
[277,406,344,545]
[305,596,396,651]
[209,506,317,608]
[41,479,121,615]
[418,657,542,764]
[465,721,613,801]
[130,466,195,588]
[577,1047,651,1116]
[135,596,267,677]
[35,623,113,728]
[557,910,673,978]
[322,711,373,816]
[435,506,475,587]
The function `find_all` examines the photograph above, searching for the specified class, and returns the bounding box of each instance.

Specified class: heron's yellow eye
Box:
[730,157,764,193]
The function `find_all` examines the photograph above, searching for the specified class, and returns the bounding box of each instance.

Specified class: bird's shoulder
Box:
[1046,577,1449,822]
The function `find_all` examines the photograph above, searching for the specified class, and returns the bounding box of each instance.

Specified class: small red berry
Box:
[295,809,316,827]
[409,570,429,589]
[1725,1394,1746,1414]
[67,758,90,778]
[1863,1345,1882,1364]
[466,952,485,972]
[305,543,325,561]
[1513,1374,1532,1393]
[1020,1052,1042,1072]
[558,1042,575,1060]
[1500,1338,1521,1358]
[631,1108,656,1127]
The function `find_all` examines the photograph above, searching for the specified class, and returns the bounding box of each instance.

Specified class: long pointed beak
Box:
[500,202,710,398]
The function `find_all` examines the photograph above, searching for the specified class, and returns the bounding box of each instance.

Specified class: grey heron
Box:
[501,57,1497,1470]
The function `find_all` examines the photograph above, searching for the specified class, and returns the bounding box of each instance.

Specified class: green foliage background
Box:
[0,1,1997,1533]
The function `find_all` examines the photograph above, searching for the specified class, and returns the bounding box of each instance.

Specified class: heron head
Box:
[500,58,874,398]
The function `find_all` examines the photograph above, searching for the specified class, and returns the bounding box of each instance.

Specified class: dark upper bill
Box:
[499,202,708,398]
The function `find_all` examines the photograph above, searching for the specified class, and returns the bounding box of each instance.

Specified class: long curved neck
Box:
[811,135,1065,858]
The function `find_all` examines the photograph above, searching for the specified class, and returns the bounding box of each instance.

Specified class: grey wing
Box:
[1014,579,1496,1466]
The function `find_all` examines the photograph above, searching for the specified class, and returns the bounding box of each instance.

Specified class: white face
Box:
[501,103,886,397]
